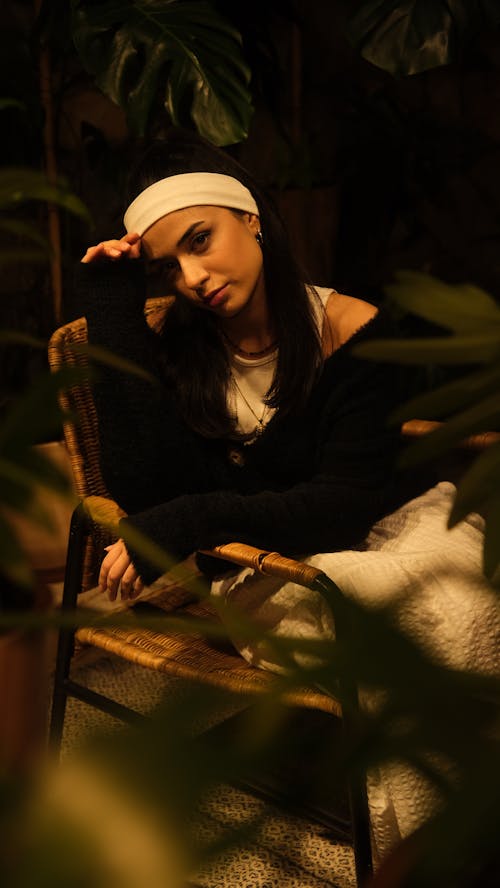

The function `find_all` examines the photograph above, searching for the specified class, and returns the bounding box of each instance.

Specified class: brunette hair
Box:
[126,128,322,438]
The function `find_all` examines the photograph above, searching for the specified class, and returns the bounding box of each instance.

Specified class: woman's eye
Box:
[191,231,210,251]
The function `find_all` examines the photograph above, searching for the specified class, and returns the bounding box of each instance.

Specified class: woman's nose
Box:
[180,257,209,291]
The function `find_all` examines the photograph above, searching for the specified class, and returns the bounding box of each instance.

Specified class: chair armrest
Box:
[199,543,323,587]
[402,419,500,450]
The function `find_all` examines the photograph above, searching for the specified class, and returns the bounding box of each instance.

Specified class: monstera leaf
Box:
[345,0,500,77]
[71,0,253,145]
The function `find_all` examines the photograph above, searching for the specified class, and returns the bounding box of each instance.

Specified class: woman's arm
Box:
[119,350,420,586]
[75,241,172,514]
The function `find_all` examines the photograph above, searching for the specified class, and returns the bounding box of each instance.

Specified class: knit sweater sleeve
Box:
[74,260,180,513]
[121,336,416,585]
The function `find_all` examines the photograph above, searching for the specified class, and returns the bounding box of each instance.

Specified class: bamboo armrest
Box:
[200,544,323,586]
[401,419,500,451]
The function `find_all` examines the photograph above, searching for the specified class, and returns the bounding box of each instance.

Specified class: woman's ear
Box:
[245,213,261,234]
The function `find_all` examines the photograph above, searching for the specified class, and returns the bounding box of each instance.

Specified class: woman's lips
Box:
[203,285,228,307]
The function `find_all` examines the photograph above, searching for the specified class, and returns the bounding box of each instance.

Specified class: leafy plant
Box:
[345,0,500,77]
[70,0,254,145]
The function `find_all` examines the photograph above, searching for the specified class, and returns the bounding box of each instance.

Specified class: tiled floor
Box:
[61,652,356,888]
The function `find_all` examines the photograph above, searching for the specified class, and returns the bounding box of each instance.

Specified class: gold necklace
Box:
[231,375,270,438]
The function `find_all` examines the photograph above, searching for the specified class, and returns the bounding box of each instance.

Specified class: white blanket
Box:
[211,482,500,861]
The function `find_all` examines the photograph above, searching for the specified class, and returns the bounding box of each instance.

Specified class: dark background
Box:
[2,0,500,409]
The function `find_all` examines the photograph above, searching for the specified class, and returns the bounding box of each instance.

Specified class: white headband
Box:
[123,172,259,235]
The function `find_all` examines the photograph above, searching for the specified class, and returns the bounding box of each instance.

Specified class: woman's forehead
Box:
[142,206,233,256]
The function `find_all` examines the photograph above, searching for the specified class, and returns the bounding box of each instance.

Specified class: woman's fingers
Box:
[125,232,142,259]
[133,576,144,597]
[120,564,144,600]
[81,232,142,264]
[99,539,129,601]
[98,539,144,601]
[99,540,124,589]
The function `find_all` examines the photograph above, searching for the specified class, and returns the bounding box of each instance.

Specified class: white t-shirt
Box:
[228,286,333,438]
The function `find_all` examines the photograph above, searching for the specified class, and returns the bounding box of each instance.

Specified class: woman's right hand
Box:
[81,231,142,264]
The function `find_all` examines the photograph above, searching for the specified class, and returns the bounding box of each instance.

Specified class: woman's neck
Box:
[220,283,276,355]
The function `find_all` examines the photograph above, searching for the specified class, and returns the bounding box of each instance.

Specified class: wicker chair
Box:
[48,297,377,885]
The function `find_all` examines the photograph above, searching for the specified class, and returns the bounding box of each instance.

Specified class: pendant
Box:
[228,446,245,467]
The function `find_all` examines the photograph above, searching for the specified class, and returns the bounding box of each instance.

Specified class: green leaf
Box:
[0,217,50,249]
[399,392,500,467]
[0,248,49,267]
[345,0,500,77]
[354,333,500,364]
[391,363,500,423]
[72,342,157,384]
[0,98,26,112]
[0,168,91,222]
[0,447,75,533]
[0,333,155,382]
[0,458,65,536]
[449,443,500,526]
[14,447,74,497]
[385,271,500,333]
[0,513,33,587]
[0,330,46,348]
[0,367,88,451]
[71,0,253,144]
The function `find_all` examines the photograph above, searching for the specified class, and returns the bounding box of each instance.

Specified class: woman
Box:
[76,128,427,602]
[77,129,499,860]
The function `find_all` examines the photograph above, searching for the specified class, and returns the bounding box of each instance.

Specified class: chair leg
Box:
[348,771,373,886]
[312,572,373,886]
[49,503,88,756]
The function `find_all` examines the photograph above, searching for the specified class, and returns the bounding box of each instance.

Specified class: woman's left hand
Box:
[99,539,144,601]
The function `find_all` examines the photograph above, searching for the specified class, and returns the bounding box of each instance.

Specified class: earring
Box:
[255,230,263,246]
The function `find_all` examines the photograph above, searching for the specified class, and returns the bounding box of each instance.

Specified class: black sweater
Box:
[76,260,429,585]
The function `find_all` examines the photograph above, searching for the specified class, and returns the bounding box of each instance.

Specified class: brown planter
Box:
[3,440,76,584]
[0,583,52,773]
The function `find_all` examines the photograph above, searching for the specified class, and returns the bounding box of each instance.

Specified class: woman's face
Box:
[141,205,265,318]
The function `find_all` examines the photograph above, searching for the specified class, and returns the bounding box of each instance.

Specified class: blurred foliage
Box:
[0,167,87,586]
[356,270,500,581]
[1,564,499,885]
[345,0,500,77]
[0,167,90,269]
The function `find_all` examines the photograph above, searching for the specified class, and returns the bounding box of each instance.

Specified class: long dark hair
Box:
[126,128,323,438]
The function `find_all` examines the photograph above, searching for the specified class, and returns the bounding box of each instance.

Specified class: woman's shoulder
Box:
[322,291,379,357]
